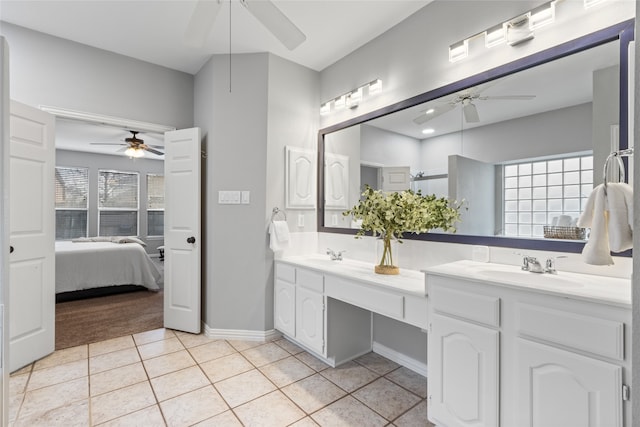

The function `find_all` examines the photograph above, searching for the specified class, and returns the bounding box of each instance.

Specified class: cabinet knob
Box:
[187,236,196,244]
[9,246,13,254]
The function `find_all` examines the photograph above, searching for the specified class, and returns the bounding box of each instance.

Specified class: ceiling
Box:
[0,0,431,75]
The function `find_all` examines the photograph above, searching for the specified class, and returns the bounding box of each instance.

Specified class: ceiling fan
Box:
[185,0,306,50]
[90,131,164,157]
[413,84,536,125]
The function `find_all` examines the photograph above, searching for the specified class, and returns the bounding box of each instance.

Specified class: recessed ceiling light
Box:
[422,128,435,135]
[425,108,435,115]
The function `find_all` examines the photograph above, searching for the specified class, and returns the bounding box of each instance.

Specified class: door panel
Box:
[9,101,55,372]
[164,128,202,333]
[295,287,323,354]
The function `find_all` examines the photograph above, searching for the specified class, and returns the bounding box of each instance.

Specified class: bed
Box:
[55,240,162,295]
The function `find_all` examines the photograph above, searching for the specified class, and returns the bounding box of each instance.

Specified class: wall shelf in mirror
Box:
[317,20,634,255]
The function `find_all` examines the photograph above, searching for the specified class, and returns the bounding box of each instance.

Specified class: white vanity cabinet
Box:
[426,265,631,427]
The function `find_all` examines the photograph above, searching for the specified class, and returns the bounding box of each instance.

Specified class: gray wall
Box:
[593,65,620,186]
[0,22,193,129]
[56,149,164,254]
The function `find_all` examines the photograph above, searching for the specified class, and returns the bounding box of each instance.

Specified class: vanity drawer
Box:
[517,303,624,361]
[431,281,500,327]
[297,268,324,293]
[325,275,404,319]
[276,263,296,284]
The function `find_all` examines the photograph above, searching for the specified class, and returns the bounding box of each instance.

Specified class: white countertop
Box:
[424,260,631,308]
[278,255,426,296]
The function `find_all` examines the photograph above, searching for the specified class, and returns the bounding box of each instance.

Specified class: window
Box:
[98,170,139,236]
[147,174,164,236]
[55,167,89,239]
[503,155,593,238]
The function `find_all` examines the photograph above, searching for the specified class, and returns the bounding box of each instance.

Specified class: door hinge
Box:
[623,384,630,401]
[429,322,432,333]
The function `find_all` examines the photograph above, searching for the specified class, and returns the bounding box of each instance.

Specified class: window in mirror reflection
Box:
[502,154,593,238]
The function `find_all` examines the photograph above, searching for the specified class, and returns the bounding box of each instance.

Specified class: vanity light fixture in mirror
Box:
[318,20,634,254]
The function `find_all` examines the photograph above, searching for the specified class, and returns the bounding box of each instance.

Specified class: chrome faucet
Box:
[326,248,346,261]
[521,256,545,273]
[544,255,567,274]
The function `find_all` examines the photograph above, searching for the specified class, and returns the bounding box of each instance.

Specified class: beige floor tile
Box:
[311,395,387,427]
[133,328,175,346]
[13,398,90,427]
[19,377,88,420]
[90,362,148,396]
[188,340,236,364]
[96,404,166,427]
[143,349,196,378]
[199,353,253,383]
[33,345,88,371]
[159,385,228,427]
[174,332,218,348]
[227,339,263,352]
[194,409,242,426]
[234,390,305,426]
[90,381,156,425]
[259,356,315,387]
[355,352,401,375]
[10,373,29,395]
[290,417,320,427]
[281,373,346,413]
[150,366,210,402]
[385,367,427,398]
[27,359,87,391]
[215,369,276,408]
[9,393,24,422]
[90,347,141,375]
[11,364,33,376]
[89,335,135,357]
[274,338,305,355]
[393,400,432,427]
[295,352,330,372]
[241,342,291,367]
[352,377,422,420]
[320,361,380,392]
[138,336,185,360]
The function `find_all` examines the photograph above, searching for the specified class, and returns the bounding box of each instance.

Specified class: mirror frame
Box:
[317,19,635,254]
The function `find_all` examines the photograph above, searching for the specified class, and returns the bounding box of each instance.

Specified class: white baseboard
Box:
[372,341,427,377]
[203,324,281,342]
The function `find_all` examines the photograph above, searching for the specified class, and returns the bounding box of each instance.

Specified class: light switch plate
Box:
[218,191,241,204]
[297,214,305,227]
[241,191,250,204]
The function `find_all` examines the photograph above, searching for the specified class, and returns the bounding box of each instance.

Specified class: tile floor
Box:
[9,328,433,426]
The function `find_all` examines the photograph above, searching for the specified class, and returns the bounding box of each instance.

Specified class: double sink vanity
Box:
[274,255,631,427]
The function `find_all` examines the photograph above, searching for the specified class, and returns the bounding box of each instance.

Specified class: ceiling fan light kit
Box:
[448,0,609,62]
[90,130,165,158]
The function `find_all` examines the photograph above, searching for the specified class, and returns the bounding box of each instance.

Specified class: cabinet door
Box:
[428,314,499,427]
[296,287,324,355]
[274,279,295,337]
[516,339,622,427]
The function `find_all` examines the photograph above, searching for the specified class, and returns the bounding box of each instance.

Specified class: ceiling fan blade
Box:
[117,146,128,153]
[479,95,536,101]
[143,146,165,156]
[185,0,223,47]
[413,103,456,124]
[241,0,306,50]
[463,102,480,123]
[90,142,127,146]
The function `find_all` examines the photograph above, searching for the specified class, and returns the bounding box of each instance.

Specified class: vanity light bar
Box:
[319,79,382,115]
[448,0,592,62]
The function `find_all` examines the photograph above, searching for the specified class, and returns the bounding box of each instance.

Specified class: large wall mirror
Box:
[318,20,634,253]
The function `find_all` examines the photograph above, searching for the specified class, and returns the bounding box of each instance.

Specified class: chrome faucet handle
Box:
[544,255,567,274]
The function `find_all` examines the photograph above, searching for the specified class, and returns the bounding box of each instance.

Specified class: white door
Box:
[428,313,499,427]
[9,101,55,372]
[516,338,622,427]
[164,128,201,333]
[274,279,295,337]
[295,287,324,355]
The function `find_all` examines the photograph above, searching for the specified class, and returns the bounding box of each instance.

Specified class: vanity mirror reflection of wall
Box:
[320,22,633,254]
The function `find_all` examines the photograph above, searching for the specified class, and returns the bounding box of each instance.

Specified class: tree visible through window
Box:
[55,167,89,239]
[98,170,139,236]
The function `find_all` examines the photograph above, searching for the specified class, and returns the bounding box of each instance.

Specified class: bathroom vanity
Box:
[274,255,427,367]
[425,260,631,427]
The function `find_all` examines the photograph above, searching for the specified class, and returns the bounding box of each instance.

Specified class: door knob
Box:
[9,246,13,254]
[187,236,196,244]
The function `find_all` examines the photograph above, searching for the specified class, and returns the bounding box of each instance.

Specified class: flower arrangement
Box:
[343,185,461,274]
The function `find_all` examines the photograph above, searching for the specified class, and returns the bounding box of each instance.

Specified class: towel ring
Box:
[603,148,633,193]
[271,207,287,222]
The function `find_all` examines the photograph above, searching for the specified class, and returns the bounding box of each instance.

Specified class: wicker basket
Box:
[543,226,587,240]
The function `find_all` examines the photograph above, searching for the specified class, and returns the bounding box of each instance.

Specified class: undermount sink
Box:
[474,267,584,288]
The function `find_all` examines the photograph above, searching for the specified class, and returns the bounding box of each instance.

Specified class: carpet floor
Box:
[55,289,164,350]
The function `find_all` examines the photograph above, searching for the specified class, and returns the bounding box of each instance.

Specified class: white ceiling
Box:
[0,0,431,74]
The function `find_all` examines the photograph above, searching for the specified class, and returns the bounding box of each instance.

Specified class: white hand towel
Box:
[577,182,634,265]
[269,220,290,252]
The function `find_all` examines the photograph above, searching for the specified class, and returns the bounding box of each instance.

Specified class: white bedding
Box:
[55,241,161,294]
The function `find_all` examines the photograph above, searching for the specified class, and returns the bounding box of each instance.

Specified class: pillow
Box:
[114,236,147,247]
